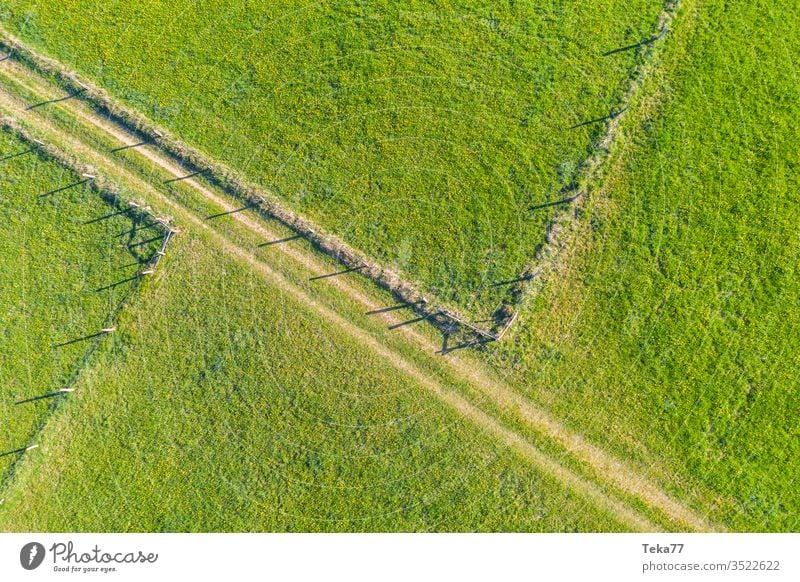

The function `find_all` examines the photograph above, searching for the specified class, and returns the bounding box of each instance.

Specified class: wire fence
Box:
[0,32,506,343]
[0,2,676,348]
[0,116,175,478]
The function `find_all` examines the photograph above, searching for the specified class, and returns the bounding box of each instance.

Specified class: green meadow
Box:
[0,0,795,534]
[0,0,664,313]
[0,126,161,480]
[0,225,626,531]
[490,0,799,531]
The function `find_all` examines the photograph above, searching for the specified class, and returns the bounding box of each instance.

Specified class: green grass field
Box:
[0,0,665,313]
[0,220,627,531]
[0,126,162,480]
[0,55,686,532]
[0,0,796,534]
[489,0,799,531]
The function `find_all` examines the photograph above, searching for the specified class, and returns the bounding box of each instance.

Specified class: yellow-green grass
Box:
[0,224,630,531]
[0,126,162,480]
[0,0,665,314]
[2,0,795,533]
[0,68,683,532]
[487,0,799,531]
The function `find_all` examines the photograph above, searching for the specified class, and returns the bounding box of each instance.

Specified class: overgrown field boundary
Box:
[496,0,682,335]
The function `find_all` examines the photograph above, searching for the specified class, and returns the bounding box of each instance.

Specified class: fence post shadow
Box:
[309,265,365,281]
[603,28,667,56]
[39,178,90,198]
[26,88,86,111]
[258,234,303,247]
[567,106,628,130]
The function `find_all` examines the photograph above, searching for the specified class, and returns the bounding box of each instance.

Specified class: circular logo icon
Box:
[20,542,46,570]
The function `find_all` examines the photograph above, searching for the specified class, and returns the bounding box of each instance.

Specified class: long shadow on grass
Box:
[0,147,35,162]
[603,28,667,56]
[95,275,140,293]
[366,303,412,315]
[115,222,159,236]
[164,168,208,184]
[38,178,90,198]
[310,265,366,281]
[258,234,302,247]
[26,88,86,110]
[206,204,255,220]
[115,219,165,265]
[568,106,629,130]
[528,190,584,212]
[388,315,430,330]
[0,447,30,458]
[437,334,491,355]
[490,275,535,288]
[128,235,165,249]
[84,207,132,224]
[110,140,150,153]
[52,331,108,348]
[15,391,69,405]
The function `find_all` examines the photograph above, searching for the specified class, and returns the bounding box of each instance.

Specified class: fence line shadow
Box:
[388,315,428,330]
[528,190,584,212]
[95,275,139,292]
[110,140,150,153]
[603,28,667,56]
[366,303,411,315]
[164,169,207,184]
[52,331,106,348]
[437,335,490,355]
[116,261,144,270]
[490,275,534,288]
[0,147,34,163]
[115,222,159,237]
[84,208,131,224]
[568,106,628,130]
[128,235,165,248]
[206,204,254,220]
[15,391,67,405]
